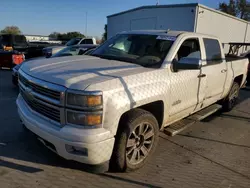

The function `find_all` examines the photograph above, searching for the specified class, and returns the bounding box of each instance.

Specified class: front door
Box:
[168,37,204,122]
[200,38,227,106]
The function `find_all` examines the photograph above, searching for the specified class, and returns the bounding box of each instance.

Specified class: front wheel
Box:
[109,109,159,172]
[222,82,240,112]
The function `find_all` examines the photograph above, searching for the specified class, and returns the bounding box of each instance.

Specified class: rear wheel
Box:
[222,82,240,111]
[109,109,159,172]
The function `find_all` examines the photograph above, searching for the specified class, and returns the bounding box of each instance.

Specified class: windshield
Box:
[65,38,81,46]
[51,46,83,57]
[91,34,174,68]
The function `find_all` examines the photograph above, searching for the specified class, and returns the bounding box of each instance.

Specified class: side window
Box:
[175,38,201,62]
[81,39,93,44]
[203,38,222,64]
[80,39,86,44]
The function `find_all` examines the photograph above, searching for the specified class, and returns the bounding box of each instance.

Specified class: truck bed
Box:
[226,56,249,87]
[225,54,246,62]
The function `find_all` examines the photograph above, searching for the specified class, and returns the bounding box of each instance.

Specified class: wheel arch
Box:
[117,100,165,132]
[234,74,244,87]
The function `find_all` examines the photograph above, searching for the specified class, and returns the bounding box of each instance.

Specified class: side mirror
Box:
[172,57,201,72]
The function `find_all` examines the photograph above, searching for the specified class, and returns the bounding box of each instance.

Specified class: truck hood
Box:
[20,55,150,90]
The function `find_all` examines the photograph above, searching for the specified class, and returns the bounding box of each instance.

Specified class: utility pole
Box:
[85,12,88,37]
[156,0,159,5]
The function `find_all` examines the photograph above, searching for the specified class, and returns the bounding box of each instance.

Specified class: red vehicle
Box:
[0,34,27,68]
[0,50,25,69]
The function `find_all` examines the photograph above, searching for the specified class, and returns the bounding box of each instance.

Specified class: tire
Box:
[222,82,240,112]
[109,109,159,172]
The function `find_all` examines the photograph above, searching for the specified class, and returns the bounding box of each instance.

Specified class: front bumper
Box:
[17,94,115,165]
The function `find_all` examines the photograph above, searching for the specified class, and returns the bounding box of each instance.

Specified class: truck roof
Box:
[120,30,218,39]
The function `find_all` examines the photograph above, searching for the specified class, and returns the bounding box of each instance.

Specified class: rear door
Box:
[200,38,227,106]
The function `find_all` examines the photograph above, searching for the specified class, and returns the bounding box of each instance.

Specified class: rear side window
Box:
[13,35,27,44]
[203,38,222,63]
[80,39,93,44]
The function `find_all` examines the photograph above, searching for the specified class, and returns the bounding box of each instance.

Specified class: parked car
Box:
[0,34,61,65]
[42,37,97,57]
[0,50,25,69]
[0,34,27,68]
[17,30,248,172]
[26,41,58,59]
[0,34,28,52]
[12,44,97,85]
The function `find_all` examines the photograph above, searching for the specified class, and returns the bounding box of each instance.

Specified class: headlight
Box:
[66,92,102,108]
[66,110,102,126]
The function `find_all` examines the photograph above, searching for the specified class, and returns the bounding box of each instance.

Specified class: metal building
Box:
[107,3,250,53]
[24,35,49,42]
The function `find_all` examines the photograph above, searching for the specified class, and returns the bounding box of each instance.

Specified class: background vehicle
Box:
[17,30,248,172]
[0,50,25,69]
[0,34,28,53]
[26,41,58,59]
[0,34,61,67]
[12,44,97,85]
[42,37,97,57]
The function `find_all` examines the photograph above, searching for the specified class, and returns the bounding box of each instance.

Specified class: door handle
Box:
[221,69,227,73]
[198,74,206,78]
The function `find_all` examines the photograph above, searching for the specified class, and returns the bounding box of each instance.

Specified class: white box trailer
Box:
[107,3,250,53]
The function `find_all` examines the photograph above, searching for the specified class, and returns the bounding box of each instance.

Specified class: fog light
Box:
[65,144,88,156]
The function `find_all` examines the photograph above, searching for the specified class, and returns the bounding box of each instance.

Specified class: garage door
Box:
[130,17,157,30]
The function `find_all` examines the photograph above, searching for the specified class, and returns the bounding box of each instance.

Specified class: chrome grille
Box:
[19,74,61,101]
[18,70,66,124]
[20,89,60,122]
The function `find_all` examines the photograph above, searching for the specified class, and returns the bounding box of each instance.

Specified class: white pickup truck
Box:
[17,30,249,172]
[42,37,97,57]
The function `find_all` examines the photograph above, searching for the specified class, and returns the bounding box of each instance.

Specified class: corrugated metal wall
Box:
[107,4,250,54]
[107,6,197,39]
[195,5,249,53]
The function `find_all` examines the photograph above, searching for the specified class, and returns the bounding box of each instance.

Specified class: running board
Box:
[164,104,222,136]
